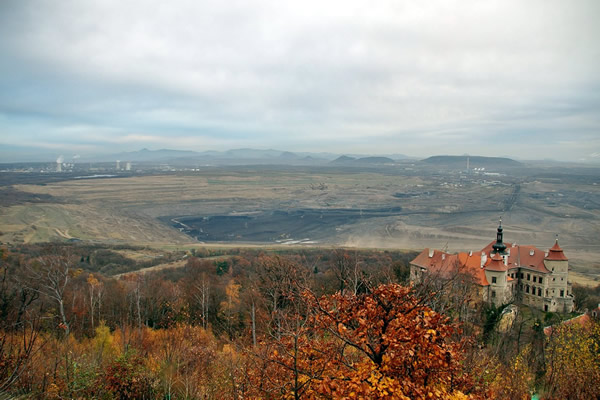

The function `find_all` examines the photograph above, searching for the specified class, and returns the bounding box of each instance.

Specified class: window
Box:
[526,285,530,293]
[539,277,543,284]
[491,290,496,298]
[533,276,536,283]
[520,273,524,279]
[492,276,497,284]
[560,290,564,297]
[538,288,542,296]
[527,273,531,281]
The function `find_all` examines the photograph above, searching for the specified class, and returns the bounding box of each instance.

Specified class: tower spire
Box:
[491,218,507,255]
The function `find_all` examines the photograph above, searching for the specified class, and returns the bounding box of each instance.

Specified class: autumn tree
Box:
[543,319,600,399]
[249,283,480,399]
[0,247,43,393]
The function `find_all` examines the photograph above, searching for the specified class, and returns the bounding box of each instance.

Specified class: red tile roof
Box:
[457,252,490,286]
[486,253,506,272]
[412,249,490,286]
[411,238,567,287]
[480,241,551,274]
[545,240,568,261]
[411,249,461,277]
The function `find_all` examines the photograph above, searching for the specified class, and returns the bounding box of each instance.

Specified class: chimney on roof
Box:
[481,253,487,268]
[469,251,472,256]
[428,249,434,258]
[442,254,446,260]
[530,249,535,256]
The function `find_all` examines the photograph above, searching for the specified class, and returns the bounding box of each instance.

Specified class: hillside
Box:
[422,155,522,168]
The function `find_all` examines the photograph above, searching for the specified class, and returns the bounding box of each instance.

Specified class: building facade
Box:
[410,222,574,313]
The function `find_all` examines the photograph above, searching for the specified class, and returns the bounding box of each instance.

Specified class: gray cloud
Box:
[0,0,599,160]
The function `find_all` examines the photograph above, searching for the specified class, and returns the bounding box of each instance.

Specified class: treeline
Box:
[0,244,598,399]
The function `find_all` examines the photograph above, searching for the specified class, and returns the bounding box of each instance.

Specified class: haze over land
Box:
[2,3,600,398]
[1,0,599,162]
[1,156,599,284]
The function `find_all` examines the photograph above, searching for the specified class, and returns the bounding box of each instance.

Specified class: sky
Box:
[0,0,599,161]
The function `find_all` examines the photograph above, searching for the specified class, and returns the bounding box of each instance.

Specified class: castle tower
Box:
[491,219,507,256]
[544,236,573,312]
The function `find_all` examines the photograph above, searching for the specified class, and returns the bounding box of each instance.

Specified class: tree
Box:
[87,273,104,331]
[0,248,43,393]
[249,283,479,399]
[25,253,77,337]
[544,320,600,399]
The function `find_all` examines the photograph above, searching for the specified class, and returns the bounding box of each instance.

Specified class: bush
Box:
[99,350,157,399]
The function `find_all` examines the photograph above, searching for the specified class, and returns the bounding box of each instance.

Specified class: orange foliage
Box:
[248,284,480,399]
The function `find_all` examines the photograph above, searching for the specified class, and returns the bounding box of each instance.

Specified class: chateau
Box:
[410,222,574,313]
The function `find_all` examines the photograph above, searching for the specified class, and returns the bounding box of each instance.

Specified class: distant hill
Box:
[330,155,356,164]
[330,155,396,166]
[355,156,395,164]
[422,155,522,168]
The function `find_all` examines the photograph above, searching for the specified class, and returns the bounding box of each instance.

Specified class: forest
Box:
[1,243,599,399]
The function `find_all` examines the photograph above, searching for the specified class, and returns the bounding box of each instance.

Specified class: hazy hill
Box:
[422,155,522,168]
[330,155,357,164]
[330,155,396,166]
[355,156,395,164]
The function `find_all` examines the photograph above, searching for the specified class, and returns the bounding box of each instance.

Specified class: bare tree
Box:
[25,253,75,337]
[193,273,210,329]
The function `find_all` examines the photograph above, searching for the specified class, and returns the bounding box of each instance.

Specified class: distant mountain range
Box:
[11,147,410,166]
[1,145,578,168]
[422,155,522,168]
[330,156,396,165]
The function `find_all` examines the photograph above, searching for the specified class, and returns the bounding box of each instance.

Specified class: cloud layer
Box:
[1,0,599,160]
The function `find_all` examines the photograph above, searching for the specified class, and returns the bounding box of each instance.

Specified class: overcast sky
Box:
[1,0,599,161]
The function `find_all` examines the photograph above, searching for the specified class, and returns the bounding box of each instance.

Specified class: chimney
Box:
[530,249,534,256]
[428,249,434,258]
[481,253,487,268]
